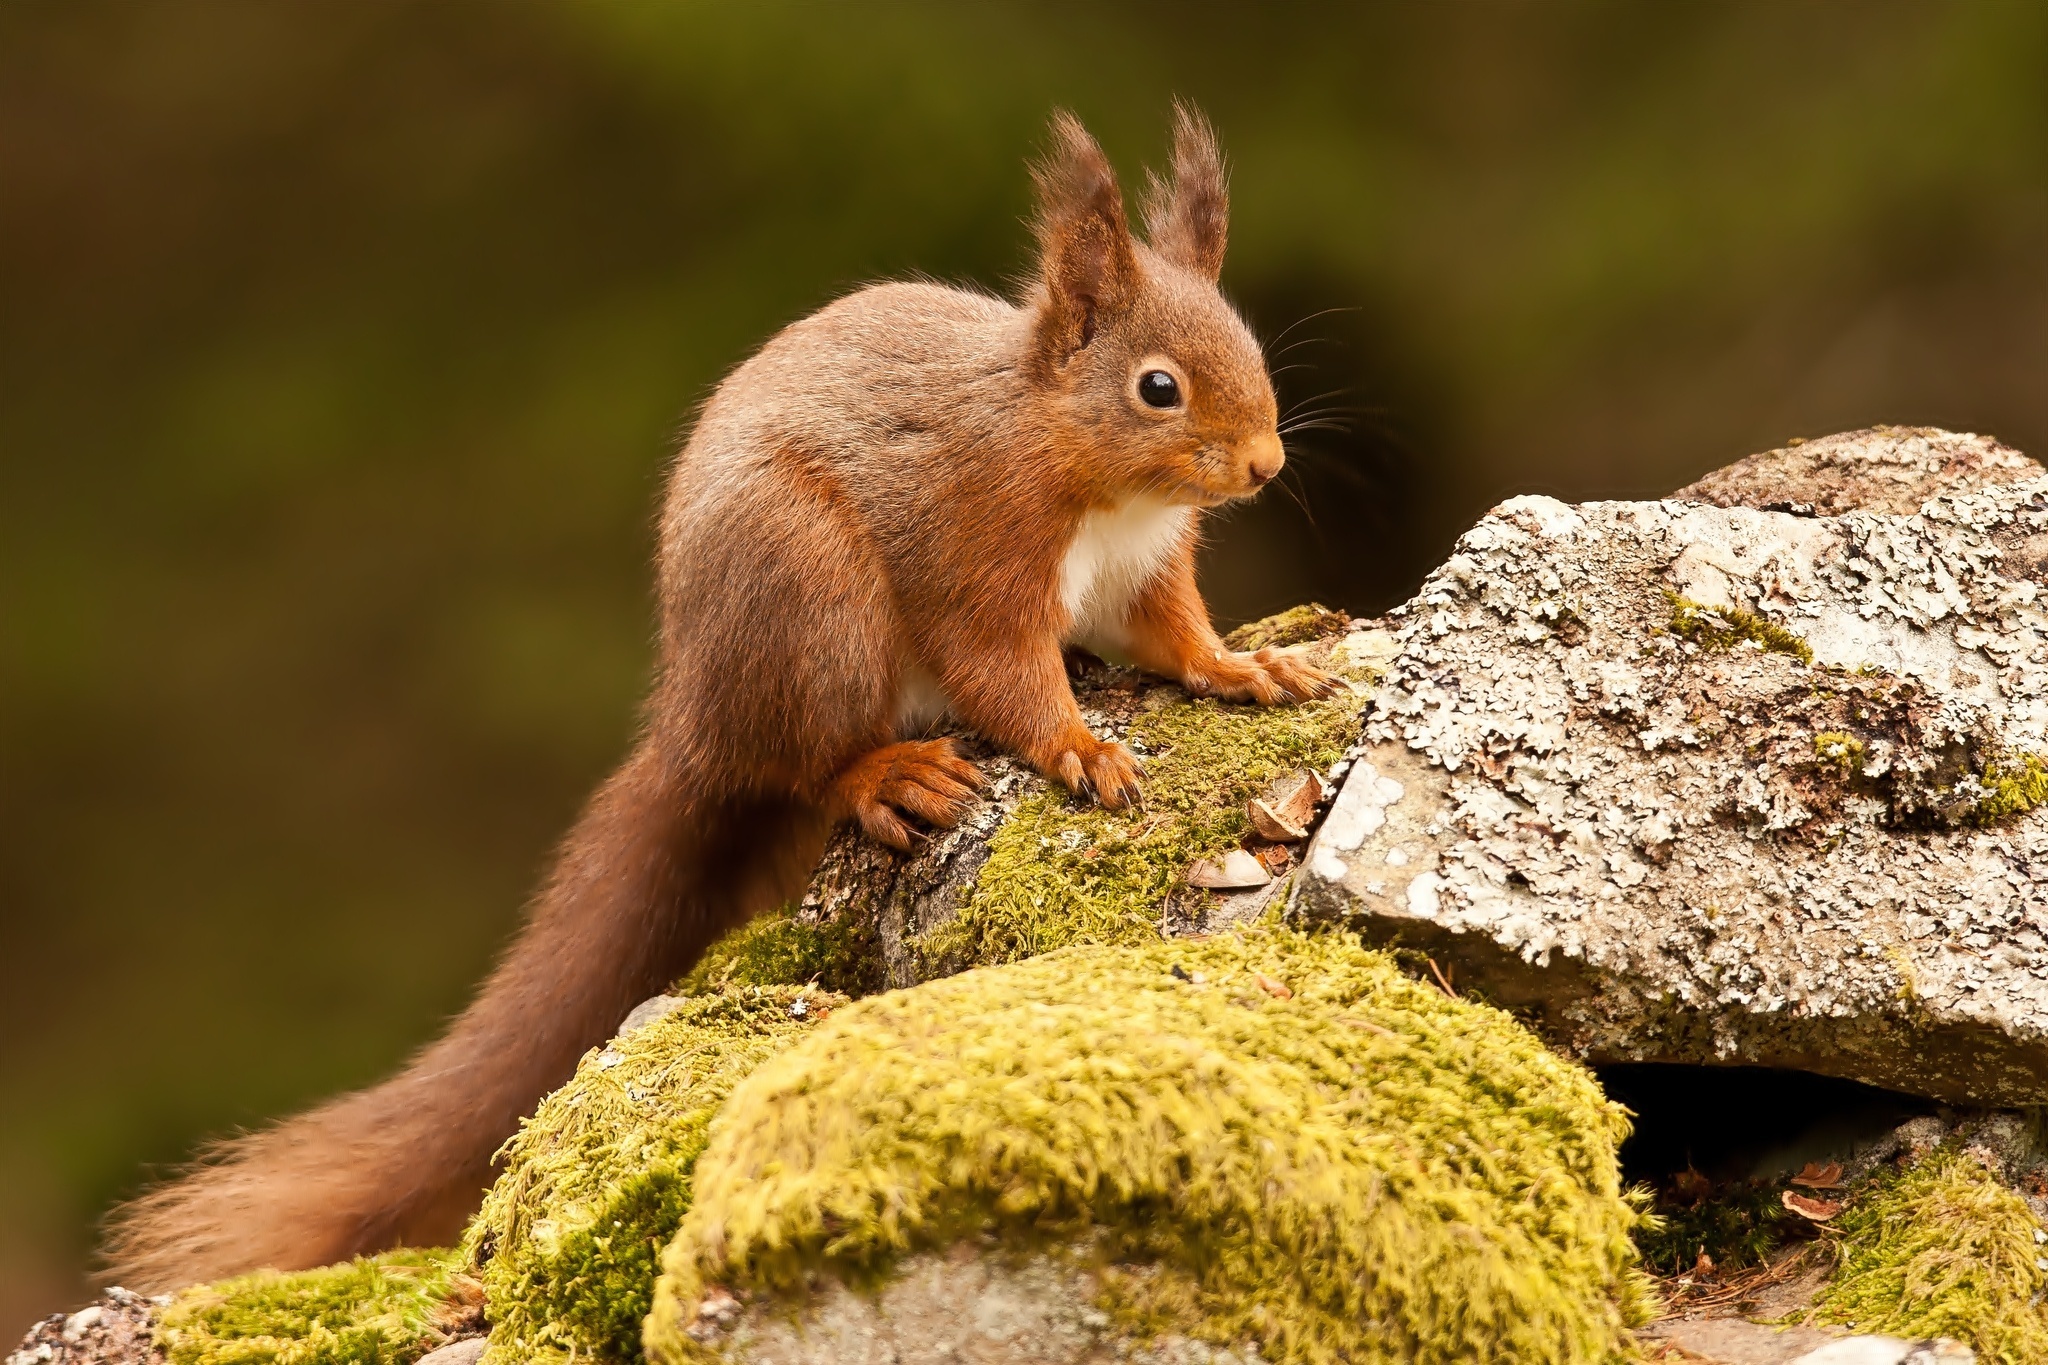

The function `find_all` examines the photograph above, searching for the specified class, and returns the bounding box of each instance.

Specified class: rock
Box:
[774,627,1374,991]
[9,1290,160,1365]
[1641,1316,1839,1364]
[1294,433,2048,1104]
[644,930,1648,1365]
[1789,1339,1973,1365]
[617,992,690,1034]
[412,1339,487,1365]
[1673,426,2041,517]
[1643,1317,1975,1365]
[678,1251,1278,1365]
[674,1252,1164,1365]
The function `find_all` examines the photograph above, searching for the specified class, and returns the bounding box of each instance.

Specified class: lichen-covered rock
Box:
[1295,435,2048,1104]
[1672,426,2042,518]
[10,1290,163,1365]
[645,930,1652,1365]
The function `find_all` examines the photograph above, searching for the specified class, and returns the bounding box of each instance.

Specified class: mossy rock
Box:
[725,611,1385,995]
[645,929,1653,1365]
[924,653,1368,969]
[1813,1145,2048,1364]
[143,610,1643,1365]
[154,1250,468,1365]
[464,985,844,1365]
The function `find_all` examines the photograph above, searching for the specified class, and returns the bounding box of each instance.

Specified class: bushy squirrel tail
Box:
[103,736,821,1290]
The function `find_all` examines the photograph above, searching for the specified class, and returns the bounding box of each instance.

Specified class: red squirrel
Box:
[106,105,1331,1289]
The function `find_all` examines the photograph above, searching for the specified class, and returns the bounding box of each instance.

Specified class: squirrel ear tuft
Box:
[1030,110,1138,367]
[1143,102,1229,282]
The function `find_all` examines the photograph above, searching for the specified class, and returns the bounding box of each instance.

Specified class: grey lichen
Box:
[1295,442,2048,1105]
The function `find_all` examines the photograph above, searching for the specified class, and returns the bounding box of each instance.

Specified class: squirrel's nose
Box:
[1245,433,1285,487]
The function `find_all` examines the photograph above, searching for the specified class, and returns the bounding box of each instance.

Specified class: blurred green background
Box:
[4,0,2047,1324]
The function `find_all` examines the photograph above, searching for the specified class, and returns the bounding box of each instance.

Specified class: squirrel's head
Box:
[1025,105,1279,508]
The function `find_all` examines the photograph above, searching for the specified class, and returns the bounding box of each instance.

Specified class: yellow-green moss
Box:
[646,928,1651,1365]
[677,906,878,996]
[1971,752,2048,825]
[920,668,1367,971]
[1812,731,1868,776]
[464,986,841,1365]
[1663,591,1814,665]
[1812,1147,2048,1364]
[1222,603,1351,651]
[155,1250,462,1365]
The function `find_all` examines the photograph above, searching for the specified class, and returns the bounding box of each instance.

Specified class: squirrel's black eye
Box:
[1137,370,1182,409]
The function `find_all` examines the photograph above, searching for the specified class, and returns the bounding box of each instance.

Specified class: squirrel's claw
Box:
[829,738,984,853]
[1191,647,1337,706]
[1051,737,1143,810]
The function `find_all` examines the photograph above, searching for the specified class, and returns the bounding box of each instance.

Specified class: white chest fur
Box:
[1058,495,1193,651]
[891,495,1191,738]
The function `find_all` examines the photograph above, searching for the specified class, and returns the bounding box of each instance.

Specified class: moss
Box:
[1663,591,1814,665]
[1634,1181,1787,1276]
[919,663,1368,972]
[1812,1147,2048,1364]
[677,905,878,996]
[155,1250,463,1365]
[1812,730,1868,776]
[1222,603,1351,651]
[464,986,842,1365]
[1969,752,2048,825]
[646,928,1651,1365]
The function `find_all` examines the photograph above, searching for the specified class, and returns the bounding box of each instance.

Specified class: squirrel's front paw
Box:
[1047,736,1143,810]
[827,738,984,853]
[1187,647,1338,706]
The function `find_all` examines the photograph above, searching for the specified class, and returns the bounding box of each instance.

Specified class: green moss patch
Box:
[464,986,842,1365]
[677,906,877,996]
[1664,591,1814,665]
[920,655,1371,971]
[647,928,1650,1365]
[1970,752,2048,825]
[1812,730,1868,776]
[1222,603,1351,651]
[155,1250,463,1365]
[1813,1147,2048,1363]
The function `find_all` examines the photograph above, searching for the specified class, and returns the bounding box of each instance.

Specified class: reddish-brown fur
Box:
[103,104,1330,1289]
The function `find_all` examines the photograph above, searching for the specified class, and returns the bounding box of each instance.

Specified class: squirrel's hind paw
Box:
[828,738,984,853]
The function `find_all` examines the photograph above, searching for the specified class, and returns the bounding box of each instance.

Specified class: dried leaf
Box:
[1781,1189,1842,1221]
[1668,1167,1713,1204]
[1186,849,1272,889]
[1254,843,1294,875]
[1247,769,1331,843]
[1275,769,1330,826]
[1254,973,1292,1000]
[1248,797,1308,842]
